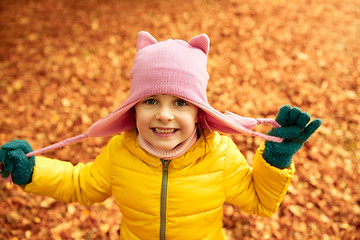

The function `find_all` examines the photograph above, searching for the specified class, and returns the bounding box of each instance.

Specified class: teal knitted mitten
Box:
[263,105,322,169]
[0,140,35,185]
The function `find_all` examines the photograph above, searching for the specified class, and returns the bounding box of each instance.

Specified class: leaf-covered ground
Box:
[0,0,359,239]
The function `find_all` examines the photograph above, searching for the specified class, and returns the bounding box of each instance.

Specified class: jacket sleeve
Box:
[22,138,116,206]
[223,142,295,217]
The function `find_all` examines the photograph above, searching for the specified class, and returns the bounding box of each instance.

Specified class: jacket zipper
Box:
[160,159,171,240]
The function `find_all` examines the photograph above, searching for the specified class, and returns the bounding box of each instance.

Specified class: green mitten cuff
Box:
[263,140,302,169]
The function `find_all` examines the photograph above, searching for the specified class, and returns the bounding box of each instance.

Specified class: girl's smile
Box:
[135,94,198,150]
[153,128,178,135]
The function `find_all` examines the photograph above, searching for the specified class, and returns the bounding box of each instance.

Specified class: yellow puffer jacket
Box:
[23,130,295,240]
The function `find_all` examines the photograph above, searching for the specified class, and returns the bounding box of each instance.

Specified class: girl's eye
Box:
[144,99,157,105]
[174,99,188,107]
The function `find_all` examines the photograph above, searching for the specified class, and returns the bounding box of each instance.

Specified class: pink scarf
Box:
[137,129,198,160]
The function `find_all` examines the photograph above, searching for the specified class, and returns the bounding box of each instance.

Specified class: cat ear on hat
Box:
[136,31,158,52]
[188,34,210,55]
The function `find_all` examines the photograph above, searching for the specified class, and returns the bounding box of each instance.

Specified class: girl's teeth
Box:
[154,128,175,133]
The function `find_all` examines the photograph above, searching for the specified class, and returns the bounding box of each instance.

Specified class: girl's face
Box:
[135,94,198,151]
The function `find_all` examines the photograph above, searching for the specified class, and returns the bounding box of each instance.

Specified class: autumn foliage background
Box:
[0,0,359,239]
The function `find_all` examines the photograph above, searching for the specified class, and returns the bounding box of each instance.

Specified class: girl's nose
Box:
[156,107,175,121]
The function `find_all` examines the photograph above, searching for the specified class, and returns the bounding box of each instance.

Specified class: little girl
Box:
[1,31,321,240]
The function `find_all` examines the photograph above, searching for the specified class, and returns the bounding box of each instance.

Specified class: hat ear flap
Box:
[188,34,210,55]
[136,31,158,52]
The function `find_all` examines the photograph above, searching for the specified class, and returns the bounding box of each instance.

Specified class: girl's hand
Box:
[263,105,322,169]
[0,140,35,185]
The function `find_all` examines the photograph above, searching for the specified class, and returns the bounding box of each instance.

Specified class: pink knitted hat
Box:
[26,31,282,157]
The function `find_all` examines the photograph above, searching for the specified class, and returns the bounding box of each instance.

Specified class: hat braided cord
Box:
[25,133,88,157]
